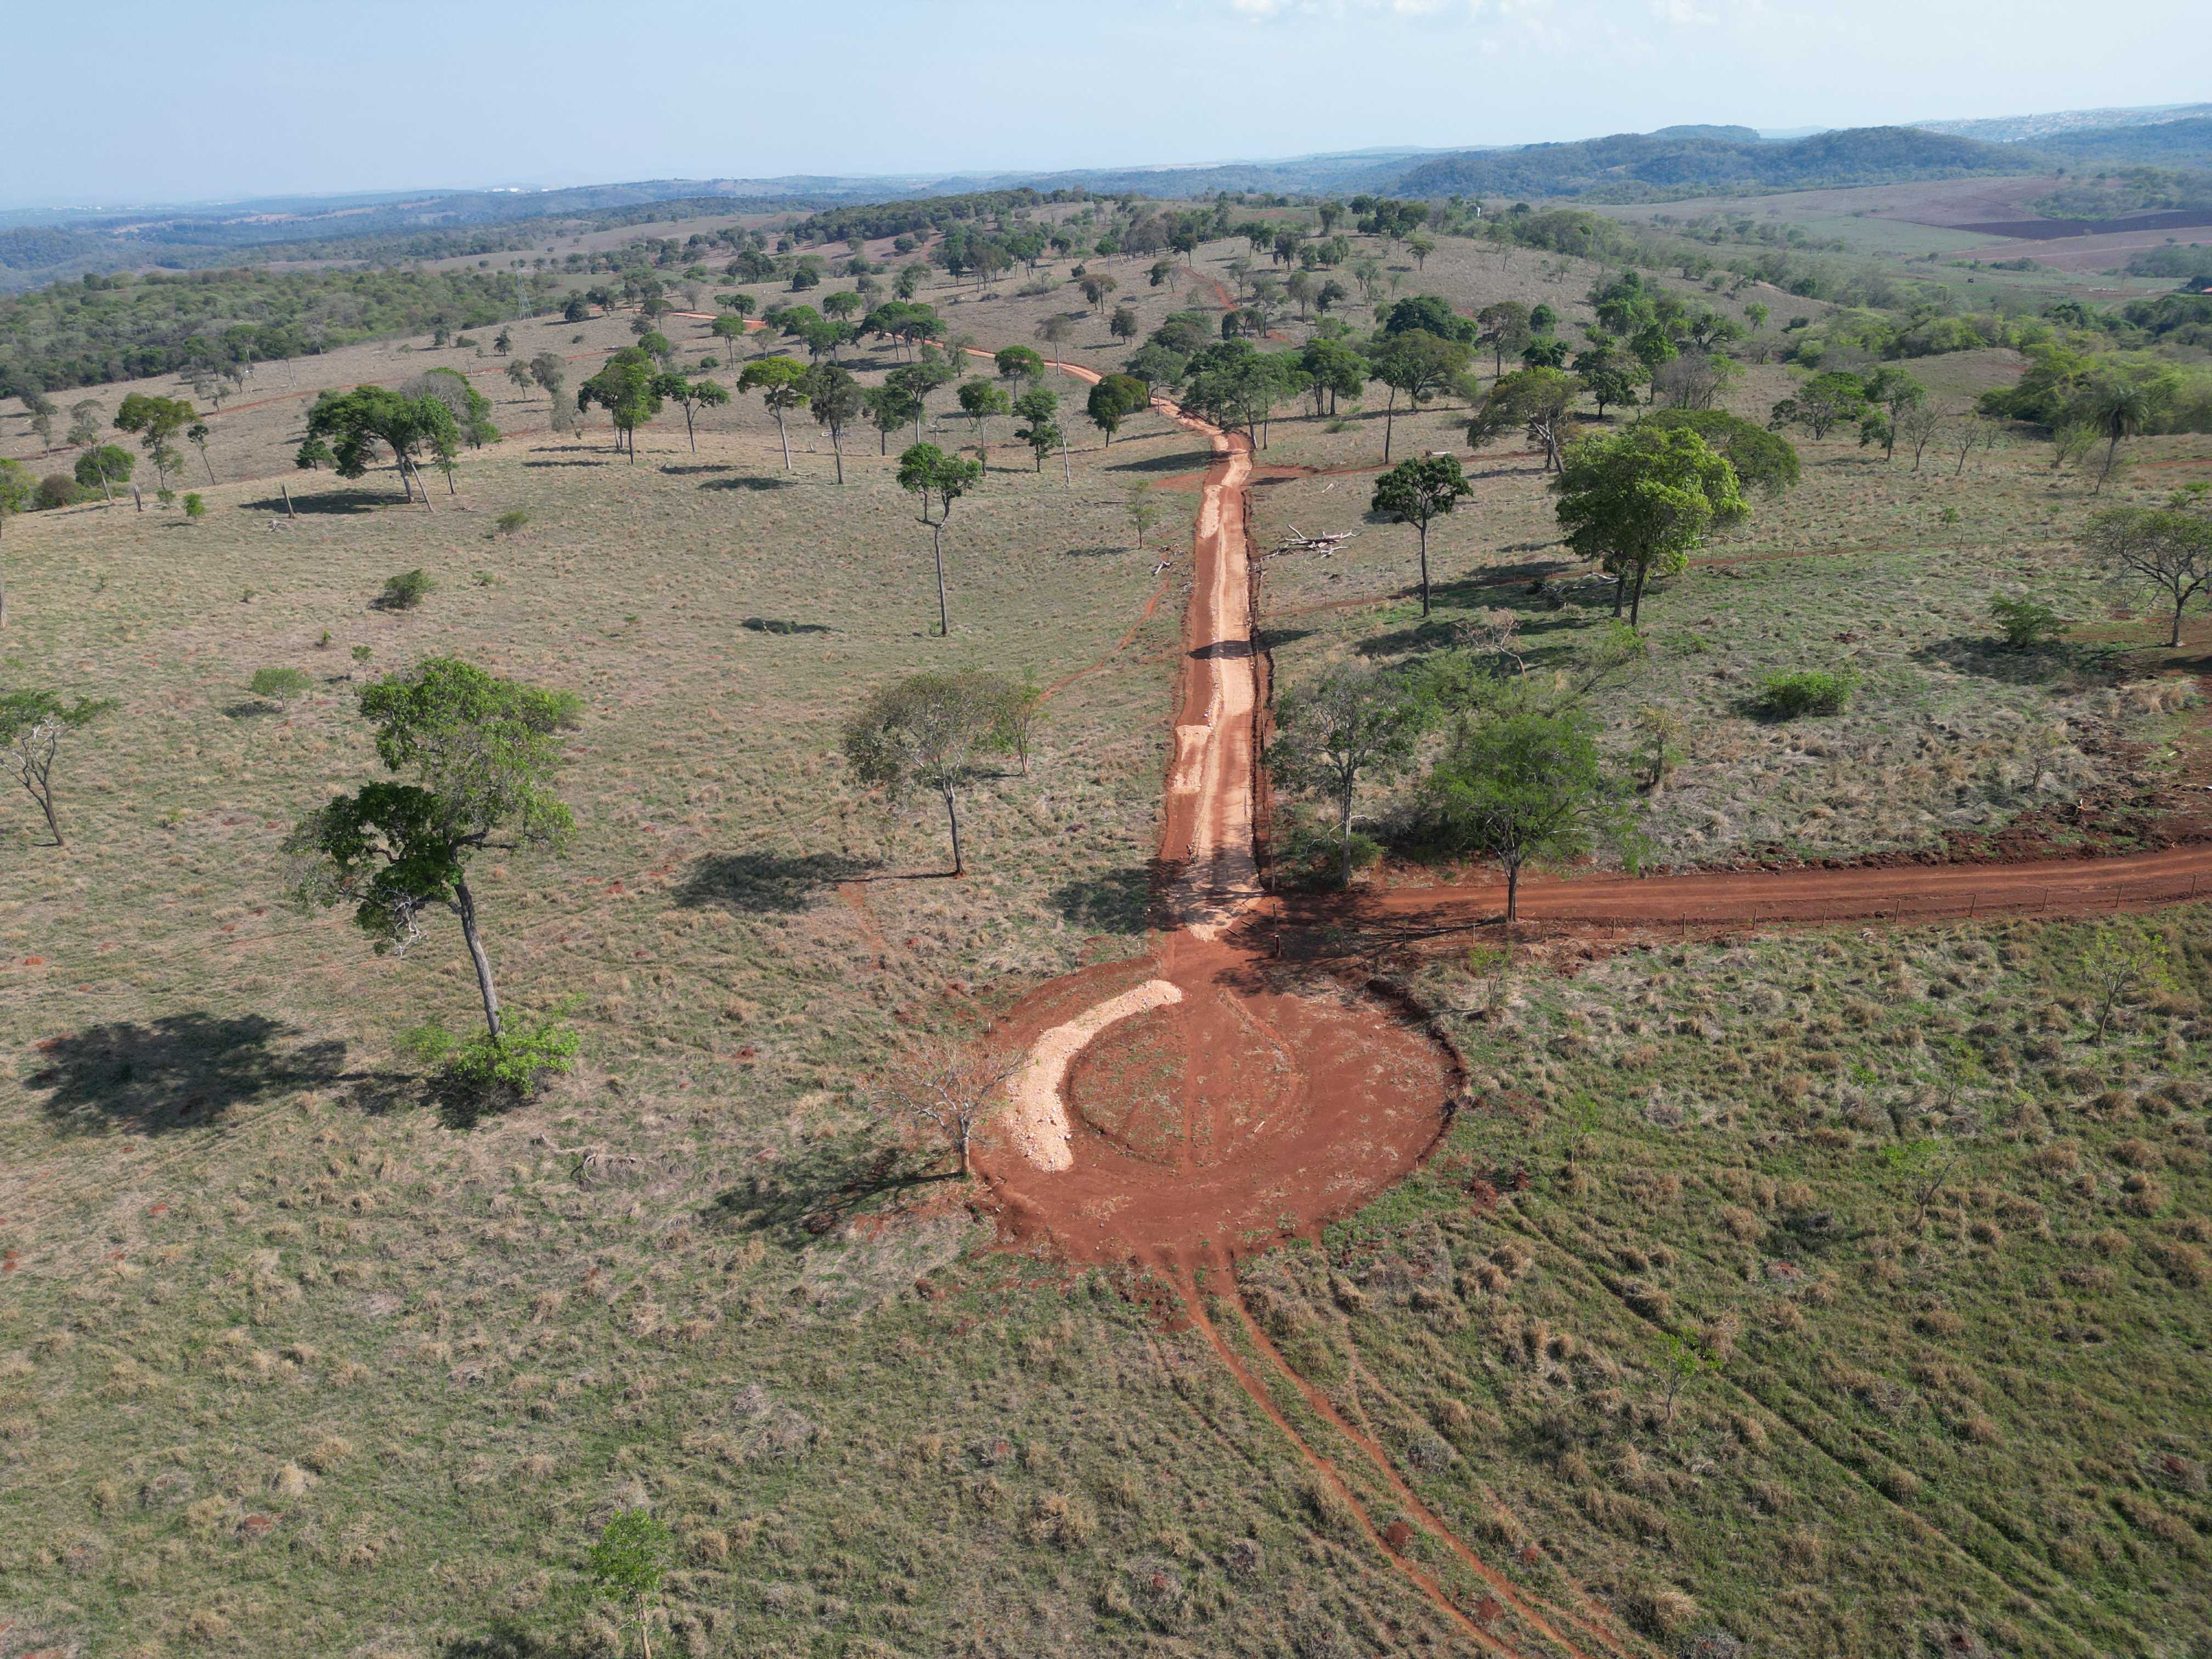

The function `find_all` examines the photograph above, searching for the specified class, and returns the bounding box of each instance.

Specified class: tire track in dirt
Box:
[1215,1272,1652,1659]
[1166,1268,1543,1659]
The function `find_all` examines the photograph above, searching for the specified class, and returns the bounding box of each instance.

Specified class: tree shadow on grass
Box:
[701,475,795,492]
[522,458,610,469]
[702,1139,955,1248]
[236,490,388,515]
[443,1620,580,1659]
[1912,636,2126,690]
[674,850,881,913]
[23,1014,350,1135]
[1064,544,1129,558]
[1108,449,1215,476]
[1052,864,1159,935]
[742,617,833,635]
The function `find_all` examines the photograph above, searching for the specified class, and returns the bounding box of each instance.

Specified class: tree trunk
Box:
[832,426,844,485]
[1629,564,1649,630]
[1504,857,1520,925]
[453,878,503,1041]
[200,447,216,485]
[1383,389,1396,461]
[2171,600,2186,650]
[1059,431,1071,488]
[776,411,791,472]
[933,520,950,636]
[35,768,61,846]
[687,409,697,452]
[1417,523,1431,617]
[1339,788,1356,887]
[941,783,964,875]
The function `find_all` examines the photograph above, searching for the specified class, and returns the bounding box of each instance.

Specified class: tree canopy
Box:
[1554,424,1747,628]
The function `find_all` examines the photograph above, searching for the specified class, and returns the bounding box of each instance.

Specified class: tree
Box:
[842,670,1013,874]
[800,363,861,483]
[878,1038,1020,1177]
[865,383,922,455]
[0,690,115,844]
[1079,274,1119,314]
[1370,331,1471,461]
[183,421,216,484]
[577,349,662,461]
[1470,367,1576,472]
[586,1510,671,1659]
[284,659,579,1042]
[250,667,312,710]
[1422,710,1634,928]
[1769,371,1866,441]
[2084,502,2212,647]
[1086,373,1149,446]
[1476,302,1531,377]
[1300,337,1368,416]
[1554,425,1747,628]
[886,360,958,443]
[1895,401,1945,472]
[2074,369,2173,494]
[113,393,197,490]
[957,377,1010,447]
[1270,665,1424,885]
[66,399,103,450]
[994,345,1045,395]
[896,443,984,635]
[1637,409,1799,496]
[1012,387,1062,472]
[1371,455,1472,617]
[738,356,810,471]
[73,444,134,509]
[302,386,458,501]
[1859,366,1926,463]
[709,313,751,359]
[652,373,729,454]
[1109,305,1140,345]
[528,352,567,409]
[1128,481,1167,549]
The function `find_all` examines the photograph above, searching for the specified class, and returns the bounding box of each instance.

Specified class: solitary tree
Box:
[184,421,216,484]
[886,360,958,442]
[1371,455,1472,616]
[994,345,1045,395]
[1085,373,1150,446]
[2073,370,2174,495]
[1369,331,1470,462]
[1269,664,1425,885]
[800,363,862,483]
[577,349,662,461]
[0,690,115,844]
[528,352,567,408]
[1128,480,1167,549]
[2085,501,2212,647]
[878,1038,1020,1177]
[1859,366,1926,464]
[1554,425,1747,628]
[864,382,922,454]
[1476,302,1532,377]
[1423,710,1635,929]
[1469,366,1576,471]
[586,1510,672,1659]
[114,393,197,490]
[957,377,1010,447]
[896,443,984,635]
[842,670,1014,875]
[284,659,580,1042]
[737,356,810,471]
[1768,371,1867,441]
[1034,314,1076,370]
[301,387,459,501]
[1011,387,1062,472]
[652,373,729,453]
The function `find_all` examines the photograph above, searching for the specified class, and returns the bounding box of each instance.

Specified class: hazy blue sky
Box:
[16,0,2208,205]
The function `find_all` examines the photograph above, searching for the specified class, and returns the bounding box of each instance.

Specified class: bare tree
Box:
[1,691,116,846]
[2085,499,2212,648]
[877,1039,1020,1177]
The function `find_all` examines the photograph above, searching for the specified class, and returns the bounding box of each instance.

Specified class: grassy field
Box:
[2,215,2210,1659]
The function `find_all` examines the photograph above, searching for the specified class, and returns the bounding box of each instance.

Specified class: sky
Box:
[14,0,2210,206]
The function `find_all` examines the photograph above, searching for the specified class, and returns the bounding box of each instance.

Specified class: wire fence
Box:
[1511,868,2212,931]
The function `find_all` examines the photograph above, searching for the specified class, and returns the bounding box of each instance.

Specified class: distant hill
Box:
[1916,102,2212,144]
[2029,116,2212,170]
[1389,125,2025,201]
[1650,125,1762,145]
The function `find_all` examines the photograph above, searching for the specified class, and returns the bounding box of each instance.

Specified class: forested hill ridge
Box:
[1392,126,2027,201]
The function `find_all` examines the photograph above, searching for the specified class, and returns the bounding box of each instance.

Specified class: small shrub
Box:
[33,473,78,511]
[379,568,436,610]
[436,1011,581,1116]
[183,492,205,519]
[1991,596,2065,651]
[1756,670,1856,719]
[495,509,529,538]
[248,667,312,709]
[351,645,373,673]
[317,630,332,648]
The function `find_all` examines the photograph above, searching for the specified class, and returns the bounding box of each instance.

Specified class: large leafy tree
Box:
[864,383,922,455]
[1470,367,1576,472]
[1371,455,1473,616]
[842,672,1017,877]
[1768,371,1867,441]
[1085,373,1149,446]
[1553,425,1747,628]
[1299,337,1368,416]
[2085,499,2212,646]
[577,349,662,461]
[800,363,862,484]
[886,360,958,443]
[1476,301,1532,376]
[284,659,580,1042]
[1269,665,1425,885]
[1368,330,1469,462]
[113,393,198,490]
[302,386,459,500]
[1422,710,1636,928]
[1011,388,1063,472]
[896,443,984,636]
[957,377,1010,446]
[1638,409,1799,496]
[651,373,730,453]
[737,356,810,471]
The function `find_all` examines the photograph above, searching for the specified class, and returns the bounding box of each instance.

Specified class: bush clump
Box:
[183,492,205,519]
[248,667,312,709]
[1991,595,2066,651]
[379,568,436,610]
[415,1009,580,1119]
[1756,670,1856,719]
[495,510,529,538]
